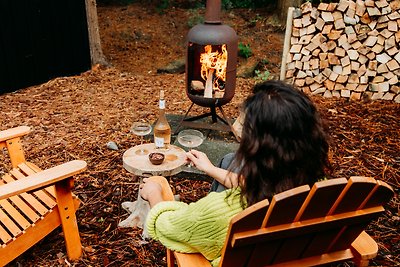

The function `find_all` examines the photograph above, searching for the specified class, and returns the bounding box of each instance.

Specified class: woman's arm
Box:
[186,150,238,188]
[144,189,243,260]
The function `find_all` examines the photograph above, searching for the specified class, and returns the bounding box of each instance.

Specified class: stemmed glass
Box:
[177,129,204,168]
[131,122,152,155]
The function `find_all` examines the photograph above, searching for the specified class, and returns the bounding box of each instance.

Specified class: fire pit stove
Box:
[175,0,240,141]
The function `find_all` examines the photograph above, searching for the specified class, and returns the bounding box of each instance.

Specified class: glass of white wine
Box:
[131,122,152,155]
[177,129,204,168]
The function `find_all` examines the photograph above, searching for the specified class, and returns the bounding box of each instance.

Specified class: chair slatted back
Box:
[219,185,310,267]
[218,199,270,267]
[219,177,394,267]
[294,178,348,258]
[0,163,57,247]
[327,177,393,253]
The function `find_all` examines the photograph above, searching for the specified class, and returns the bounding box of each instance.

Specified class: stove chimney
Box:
[204,0,222,24]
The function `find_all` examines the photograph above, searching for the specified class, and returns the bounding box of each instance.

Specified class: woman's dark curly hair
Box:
[229,80,330,207]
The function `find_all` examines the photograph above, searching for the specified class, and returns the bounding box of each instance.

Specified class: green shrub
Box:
[222,0,276,9]
[307,0,340,3]
[255,69,270,81]
[187,10,204,28]
[238,43,252,58]
[156,0,170,13]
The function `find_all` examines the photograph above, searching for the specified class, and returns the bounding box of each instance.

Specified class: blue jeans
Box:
[210,152,235,192]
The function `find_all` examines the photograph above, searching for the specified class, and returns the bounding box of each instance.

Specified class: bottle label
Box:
[159,100,165,109]
[154,136,165,148]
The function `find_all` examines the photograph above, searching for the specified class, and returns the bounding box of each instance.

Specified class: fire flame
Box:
[200,44,228,97]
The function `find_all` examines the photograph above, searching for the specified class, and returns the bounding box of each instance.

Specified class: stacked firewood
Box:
[284,0,400,102]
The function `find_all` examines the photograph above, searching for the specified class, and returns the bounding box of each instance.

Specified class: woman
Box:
[140,80,330,266]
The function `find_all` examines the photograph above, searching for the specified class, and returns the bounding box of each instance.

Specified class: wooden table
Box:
[123,143,187,177]
[119,143,187,233]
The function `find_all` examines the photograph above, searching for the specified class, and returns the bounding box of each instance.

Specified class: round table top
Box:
[123,143,187,176]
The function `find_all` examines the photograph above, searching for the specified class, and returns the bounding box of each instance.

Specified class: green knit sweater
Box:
[145,189,244,266]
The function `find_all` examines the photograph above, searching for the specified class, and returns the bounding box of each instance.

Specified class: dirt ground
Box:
[0,2,399,267]
[97,3,284,77]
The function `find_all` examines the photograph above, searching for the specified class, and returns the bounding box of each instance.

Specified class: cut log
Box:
[357,84,369,92]
[368,60,378,70]
[337,1,349,12]
[388,20,398,31]
[360,75,369,84]
[290,44,302,53]
[364,36,378,46]
[315,17,325,30]
[334,18,346,29]
[324,79,336,90]
[328,53,340,64]
[341,90,351,98]
[357,64,367,76]
[394,51,400,63]
[348,73,360,83]
[371,44,384,53]
[283,2,400,102]
[377,63,389,73]
[385,36,396,49]
[336,74,348,83]
[341,55,351,66]
[342,65,352,75]
[387,46,399,56]
[329,71,339,81]
[328,30,343,40]
[334,47,346,57]
[348,50,360,60]
[356,1,366,16]
[387,59,400,70]
[375,0,390,8]
[321,11,334,22]
[322,24,334,34]
[376,52,391,63]
[350,92,362,100]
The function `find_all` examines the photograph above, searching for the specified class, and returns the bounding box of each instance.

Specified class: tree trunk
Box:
[277,0,303,24]
[85,0,108,66]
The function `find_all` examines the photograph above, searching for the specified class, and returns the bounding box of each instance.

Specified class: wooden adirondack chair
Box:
[0,126,87,266]
[167,177,394,267]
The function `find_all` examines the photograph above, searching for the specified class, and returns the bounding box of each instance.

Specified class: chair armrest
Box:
[0,160,87,200]
[173,252,212,267]
[0,126,31,142]
[351,231,378,261]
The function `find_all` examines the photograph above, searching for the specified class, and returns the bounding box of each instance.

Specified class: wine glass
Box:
[177,129,204,168]
[131,122,152,155]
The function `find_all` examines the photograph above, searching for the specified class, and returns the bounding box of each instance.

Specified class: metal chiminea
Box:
[176,0,239,141]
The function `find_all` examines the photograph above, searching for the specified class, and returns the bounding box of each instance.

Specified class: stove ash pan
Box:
[186,22,238,108]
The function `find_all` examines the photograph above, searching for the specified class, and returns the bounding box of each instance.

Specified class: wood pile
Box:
[283,0,400,103]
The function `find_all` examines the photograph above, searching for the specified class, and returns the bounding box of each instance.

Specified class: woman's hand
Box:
[186,149,214,173]
[187,150,239,189]
[139,178,164,207]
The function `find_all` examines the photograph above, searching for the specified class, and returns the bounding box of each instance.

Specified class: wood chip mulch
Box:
[1,66,399,266]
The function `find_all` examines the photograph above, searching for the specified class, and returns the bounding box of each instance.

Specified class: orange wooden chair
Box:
[167,177,394,267]
[0,126,87,266]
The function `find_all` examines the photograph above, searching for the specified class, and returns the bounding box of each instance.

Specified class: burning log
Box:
[200,44,228,98]
[191,80,205,92]
[282,0,400,103]
[204,69,214,98]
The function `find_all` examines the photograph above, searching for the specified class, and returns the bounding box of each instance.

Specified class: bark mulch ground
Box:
[1,2,399,266]
[1,67,399,267]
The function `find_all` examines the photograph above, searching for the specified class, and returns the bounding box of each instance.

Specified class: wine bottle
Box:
[153,90,171,149]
